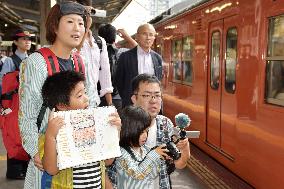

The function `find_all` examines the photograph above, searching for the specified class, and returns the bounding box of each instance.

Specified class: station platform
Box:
[0,131,253,189]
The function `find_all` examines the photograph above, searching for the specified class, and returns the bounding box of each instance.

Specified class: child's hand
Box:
[45,109,65,140]
[108,112,121,131]
[155,144,170,159]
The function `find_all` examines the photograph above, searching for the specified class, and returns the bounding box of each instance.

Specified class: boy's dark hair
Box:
[42,71,85,109]
[131,74,161,95]
[119,105,151,148]
[98,24,116,44]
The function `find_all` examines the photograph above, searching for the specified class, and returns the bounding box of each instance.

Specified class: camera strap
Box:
[122,146,157,165]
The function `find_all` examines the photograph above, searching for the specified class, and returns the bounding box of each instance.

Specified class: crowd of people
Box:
[0,1,190,189]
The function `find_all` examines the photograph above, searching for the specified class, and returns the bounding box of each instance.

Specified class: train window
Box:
[210,31,221,89]
[182,36,194,85]
[172,40,182,81]
[225,28,237,94]
[267,15,284,57]
[265,15,284,106]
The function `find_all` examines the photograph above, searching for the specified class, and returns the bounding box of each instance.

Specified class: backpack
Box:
[93,34,102,54]
[0,47,84,161]
[107,44,119,95]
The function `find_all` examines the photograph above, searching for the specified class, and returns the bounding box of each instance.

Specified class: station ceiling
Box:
[0,0,132,39]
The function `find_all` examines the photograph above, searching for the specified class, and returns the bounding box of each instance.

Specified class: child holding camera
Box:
[115,105,168,189]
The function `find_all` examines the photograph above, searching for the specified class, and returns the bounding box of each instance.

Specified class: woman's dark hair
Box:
[41,71,85,109]
[98,24,117,44]
[119,105,151,148]
[45,4,61,44]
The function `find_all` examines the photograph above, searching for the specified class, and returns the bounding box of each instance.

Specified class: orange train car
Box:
[151,0,284,188]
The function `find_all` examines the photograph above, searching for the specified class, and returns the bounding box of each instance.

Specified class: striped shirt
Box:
[73,162,102,189]
[80,36,113,107]
[116,146,161,189]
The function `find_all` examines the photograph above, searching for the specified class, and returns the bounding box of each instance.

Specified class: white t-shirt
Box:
[146,119,157,148]
[145,119,159,188]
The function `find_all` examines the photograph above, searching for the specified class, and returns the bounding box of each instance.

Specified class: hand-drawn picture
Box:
[54,106,121,170]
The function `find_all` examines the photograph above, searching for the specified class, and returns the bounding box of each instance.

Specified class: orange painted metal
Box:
[154,0,284,188]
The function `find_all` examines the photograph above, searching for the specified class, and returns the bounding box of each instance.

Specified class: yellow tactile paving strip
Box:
[187,156,231,189]
[0,155,7,161]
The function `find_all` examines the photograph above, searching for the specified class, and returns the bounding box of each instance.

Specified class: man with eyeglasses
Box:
[115,23,163,108]
[109,73,189,189]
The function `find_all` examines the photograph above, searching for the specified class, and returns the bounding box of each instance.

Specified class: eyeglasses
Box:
[135,93,162,101]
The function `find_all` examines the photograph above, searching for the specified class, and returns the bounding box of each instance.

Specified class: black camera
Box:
[164,141,181,160]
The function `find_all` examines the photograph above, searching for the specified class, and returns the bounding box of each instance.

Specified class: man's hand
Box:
[176,138,189,151]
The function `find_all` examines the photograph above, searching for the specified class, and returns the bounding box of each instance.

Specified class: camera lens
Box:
[90,9,96,15]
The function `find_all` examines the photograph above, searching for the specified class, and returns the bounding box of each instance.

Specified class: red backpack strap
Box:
[37,47,60,76]
[72,51,85,75]
[36,48,60,132]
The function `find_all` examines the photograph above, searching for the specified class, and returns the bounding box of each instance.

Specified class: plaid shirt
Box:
[107,115,174,189]
[156,115,174,189]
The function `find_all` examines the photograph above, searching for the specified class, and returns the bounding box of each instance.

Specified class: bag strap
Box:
[122,146,156,166]
[93,35,102,53]
[37,48,60,76]
[93,35,103,71]
[10,54,22,71]
[72,51,85,74]
[36,48,62,132]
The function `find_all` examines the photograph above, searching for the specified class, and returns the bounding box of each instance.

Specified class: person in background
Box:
[0,29,31,95]
[131,74,190,189]
[0,32,7,94]
[115,105,168,189]
[98,24,137,112]
[115,23,163,108]
[76,0,113,108]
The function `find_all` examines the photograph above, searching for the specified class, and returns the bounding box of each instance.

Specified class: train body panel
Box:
[154,0,284,188]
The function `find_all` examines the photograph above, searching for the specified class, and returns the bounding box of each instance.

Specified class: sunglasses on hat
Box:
[59,1,87,17]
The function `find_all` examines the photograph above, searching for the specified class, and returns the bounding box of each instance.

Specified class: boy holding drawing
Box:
[41,71,119,189]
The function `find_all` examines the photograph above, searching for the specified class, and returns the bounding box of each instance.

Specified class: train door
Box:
[206,16,238,159]
[206,19,223,149]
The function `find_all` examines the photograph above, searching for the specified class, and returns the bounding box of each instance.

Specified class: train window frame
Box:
[265,14,284,107]
[171,39,183,83]
[225,27,238,94]
[182,35,194,86]
[210,31,221,90]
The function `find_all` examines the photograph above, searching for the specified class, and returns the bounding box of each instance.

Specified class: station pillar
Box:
[39,0,51,46]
